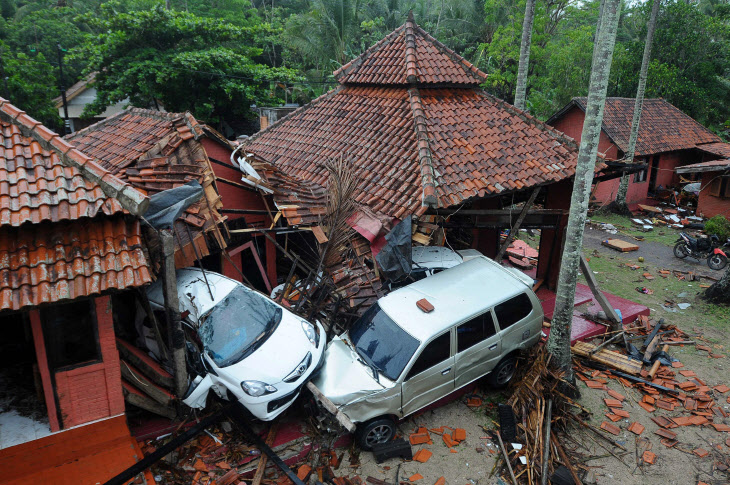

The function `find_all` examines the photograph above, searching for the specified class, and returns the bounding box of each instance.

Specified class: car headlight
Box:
[241,380,277,397]
[301,320,319,346]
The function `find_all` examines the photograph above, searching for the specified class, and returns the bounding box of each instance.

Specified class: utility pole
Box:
[56,43,70,135]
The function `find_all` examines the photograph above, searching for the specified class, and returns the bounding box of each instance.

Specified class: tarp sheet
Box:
[375,215,412,282]
[143,181,204,229]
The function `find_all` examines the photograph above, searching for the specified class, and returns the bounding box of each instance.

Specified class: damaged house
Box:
[238,16,631,319]
[0,99,154,482]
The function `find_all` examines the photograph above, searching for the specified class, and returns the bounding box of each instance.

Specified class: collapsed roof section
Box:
[0,99,151,311]
[241,15,581,220]
[67,108,229,267]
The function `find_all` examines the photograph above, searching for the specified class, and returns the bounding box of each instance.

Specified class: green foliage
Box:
[705,215,730,241]
[1,45,61,129]
[73,3,299,132]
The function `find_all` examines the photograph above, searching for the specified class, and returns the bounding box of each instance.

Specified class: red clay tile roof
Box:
[696,142,730,159]
[0,99,148,218]
[551,98,722,157]
[66,108,228,264]
[334,16,487,86]
[0,98,152,311]
[676,158,730,174]
[242,85,580,219]
[0,216,151,311]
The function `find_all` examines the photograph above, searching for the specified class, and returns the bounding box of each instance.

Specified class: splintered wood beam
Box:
[494,187,541,262]
[252,422,279,485]
[579,253,622,330]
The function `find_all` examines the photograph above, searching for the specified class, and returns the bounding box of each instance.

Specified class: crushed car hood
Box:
[311,336,393,407]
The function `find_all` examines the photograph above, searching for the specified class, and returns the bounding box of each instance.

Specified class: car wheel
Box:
[487,356,517,389]
[674,242,689,259]
[708,253,728,271]
[355,417,397,451]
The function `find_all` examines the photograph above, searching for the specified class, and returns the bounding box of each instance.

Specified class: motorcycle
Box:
[673,232,729,270]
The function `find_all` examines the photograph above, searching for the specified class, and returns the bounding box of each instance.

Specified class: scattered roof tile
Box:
[550,98,721,157]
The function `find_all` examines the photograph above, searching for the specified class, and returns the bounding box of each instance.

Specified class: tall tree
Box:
[612,0,661,213]
[546,0,622,377]
[513,0,536,110]
[73,4,298,133]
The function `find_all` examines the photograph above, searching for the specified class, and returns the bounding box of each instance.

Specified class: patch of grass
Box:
[588,212,681,246]
[580,249,729,333]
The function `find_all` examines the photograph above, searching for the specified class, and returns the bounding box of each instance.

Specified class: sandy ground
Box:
[343,397,500,485]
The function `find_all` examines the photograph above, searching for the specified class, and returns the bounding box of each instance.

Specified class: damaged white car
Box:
[147,268,326,421]
[311,256,543,449]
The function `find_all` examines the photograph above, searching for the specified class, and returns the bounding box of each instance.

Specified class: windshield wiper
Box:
[355,351,380,384]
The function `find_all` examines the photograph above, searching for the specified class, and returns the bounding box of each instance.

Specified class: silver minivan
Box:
[311,256,544,449]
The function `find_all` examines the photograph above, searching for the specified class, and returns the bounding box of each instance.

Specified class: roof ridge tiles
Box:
[0,98,149,216]
[407,86,437,208]
[404,13,419,83]
[333,25,407,82]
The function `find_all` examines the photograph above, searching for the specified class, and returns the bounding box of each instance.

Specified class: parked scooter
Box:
[673,232,729,270]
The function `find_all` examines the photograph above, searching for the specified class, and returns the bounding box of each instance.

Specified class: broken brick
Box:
[604,398,623,408]
[466,397,483,407]
[433,478,445,485]
[412,449,433,463]
[607,389,625,401]
[297,465,312,481]
[679,370,696,377]
[410,432,432,445]
[638,401,656,413]
[711,423,730,432]
[655,429,677,440]
[694,448,710,458]
[613,409,630,418]
[600,422,620,435]
[449,448,458,454]
[442,434,456,448]
[671,362,684,368]
[452,428,466,442]
[628,422,645,435]
[409,474,424,482]
[651,416,673,428]
[642,451,656,465]
[643,395,656,405]
[660,439,678,448]
[605,413,622,422]
[586,381,606,389]
[655,400,674,411]
[714,385,730,394]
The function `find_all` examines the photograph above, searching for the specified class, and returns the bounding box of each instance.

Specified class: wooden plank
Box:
[121,359,175,406]
[572,341,642,375]
[580,254,622,328]
[252,423,279,485]
[116,338,174,389]
[306,382,356,432]
[122,381,176,419]
[601,238,640,252]
[311,225,329,244]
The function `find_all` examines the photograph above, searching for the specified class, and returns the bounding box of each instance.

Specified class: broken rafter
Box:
[495,187,541,262]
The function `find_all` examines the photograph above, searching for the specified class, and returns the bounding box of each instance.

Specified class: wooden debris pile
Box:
[491,346,588,484]
[571,315,730,478]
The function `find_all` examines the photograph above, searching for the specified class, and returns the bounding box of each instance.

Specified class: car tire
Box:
[487,356,517,389]
[674,242,689,259]
[355,417,397,451]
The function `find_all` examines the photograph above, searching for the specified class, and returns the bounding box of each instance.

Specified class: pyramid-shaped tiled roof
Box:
[334,15,487,86]
[242,17,582,219]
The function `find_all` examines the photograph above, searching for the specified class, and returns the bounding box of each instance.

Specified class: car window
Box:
[406,332,450,380]
[457,311,497,352]
[494,293,533,330]
[350,303,420,381]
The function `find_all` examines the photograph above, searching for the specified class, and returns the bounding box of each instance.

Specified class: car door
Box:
[454,310,502,388]
[400,331,454,416]
[494,293,536,351]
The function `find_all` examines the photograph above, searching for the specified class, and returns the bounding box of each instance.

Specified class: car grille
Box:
[283,352,312,383]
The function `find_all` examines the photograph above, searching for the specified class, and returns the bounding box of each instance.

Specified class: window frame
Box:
[405,331,452,381]
[493,293,534,331]
[40,298,102,372]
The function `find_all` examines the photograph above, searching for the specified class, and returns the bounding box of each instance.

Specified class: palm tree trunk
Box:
[513,0,536,111]
[614,0,661,212]
[546,0,622,378]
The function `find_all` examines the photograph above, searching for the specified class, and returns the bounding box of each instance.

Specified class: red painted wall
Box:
[538,179,571,289]
[655,152,682,189]
[697,172,730,218]
[53,295,124,429]
[550,107,619,160]
[202,138,269,227]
